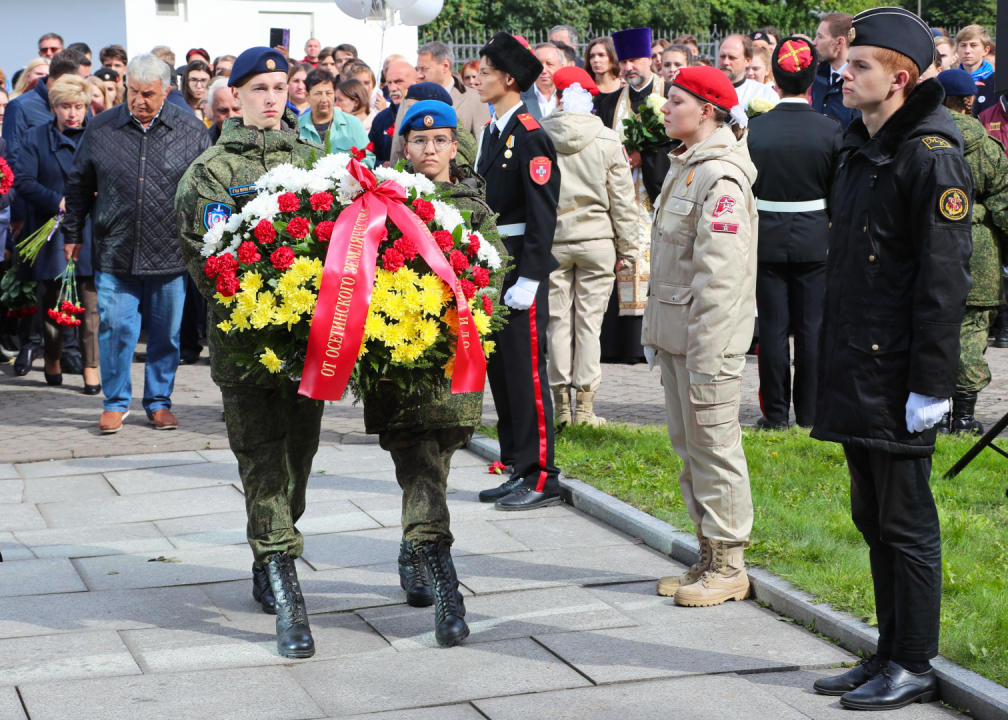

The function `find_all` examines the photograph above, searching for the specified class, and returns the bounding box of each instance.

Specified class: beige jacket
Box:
[390,81,490,164]
[541,109,639,262]
[641,125,759,376]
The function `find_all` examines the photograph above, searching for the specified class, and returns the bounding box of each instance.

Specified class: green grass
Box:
[478,422,1008,686]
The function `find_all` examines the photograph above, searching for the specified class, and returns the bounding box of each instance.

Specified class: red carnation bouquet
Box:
[1,267,37,319]
[46,260,85,327]
[0,157,13,195]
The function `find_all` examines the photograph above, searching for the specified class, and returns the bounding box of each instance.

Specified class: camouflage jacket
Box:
[362,175,503,434]
[951,110,1008,306]
[175,109,323,387]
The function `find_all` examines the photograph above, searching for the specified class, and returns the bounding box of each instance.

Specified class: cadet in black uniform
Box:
[810,8,973,710]
[472,33,563,510]
[747,38,842,430]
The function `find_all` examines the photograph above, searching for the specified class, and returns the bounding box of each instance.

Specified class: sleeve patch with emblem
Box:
[712,222,739,234]
[921,136,952,151]
[938,187,969,221]
[713,196,736,217]
[529,157,552,185]
[204,202,233,230]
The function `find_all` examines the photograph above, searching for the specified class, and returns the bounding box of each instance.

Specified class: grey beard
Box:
[627,73,648,88]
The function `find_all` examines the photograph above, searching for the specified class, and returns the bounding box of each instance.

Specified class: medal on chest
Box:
[504,135,514,159]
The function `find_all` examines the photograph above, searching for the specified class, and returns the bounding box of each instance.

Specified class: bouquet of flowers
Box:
[621,94,669,155]
[746,95,778,118]
[0,157,12,195]
[17,211,63,265]
[46,260,85,327]
[0,267,37,319]
[199,153,508,403]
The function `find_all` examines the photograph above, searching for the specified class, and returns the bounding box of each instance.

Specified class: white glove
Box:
[643,345,657,371]
[905,392,950,433]
[503,277,539,310]
[689,371,717,385]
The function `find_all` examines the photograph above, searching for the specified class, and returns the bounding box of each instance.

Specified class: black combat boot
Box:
[266,553,314,658]
[398,538,433,607]
[935,411,951,434]
[418,541,469,647]
[951,392,984,434]
[251,563,276,614]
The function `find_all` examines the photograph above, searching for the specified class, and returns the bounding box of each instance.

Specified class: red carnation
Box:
[472,266,490,288]
[0,157,13,194]
[482,292,494,316]
[350,146,367,161]
[60,301,73,314]
[216,272,240,297]
[459,278,476,300]
[366,142,374,152]
[466,234,481,256]
[286,216,311,239]
[310,192,334,211]
[412,198,436,223]
[270,246,296,271]
[47,308,60,322]
[449,249,469,275]
[393,236,418,260]
[432,230,454,252]
[217,253,239,274]
[254,218,277,244]
[385,126,394,136]
[315,220,335,242]
[278,192,300,213]
[237,241,261,265]
[203,255,220,279]
[382,247,405,273]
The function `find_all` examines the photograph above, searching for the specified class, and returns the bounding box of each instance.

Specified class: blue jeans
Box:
[94,271,185,414]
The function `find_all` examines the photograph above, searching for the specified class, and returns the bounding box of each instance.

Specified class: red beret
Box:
[669,65,738,112]
[553,66,598,95]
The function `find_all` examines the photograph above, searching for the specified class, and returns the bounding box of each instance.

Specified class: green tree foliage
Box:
[900,0,995,30]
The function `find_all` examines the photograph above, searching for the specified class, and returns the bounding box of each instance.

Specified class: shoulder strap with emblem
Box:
[517,113,540,131]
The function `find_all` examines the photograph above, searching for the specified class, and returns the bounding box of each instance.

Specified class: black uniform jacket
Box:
[748,102,843,263]
[811,79,974,456]
[477,102,561,285]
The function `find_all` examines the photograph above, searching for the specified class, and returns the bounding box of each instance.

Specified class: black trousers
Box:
[843,445,942,662]
[487,280,560,493]
[755,261,825,427]
[180,273,205,356]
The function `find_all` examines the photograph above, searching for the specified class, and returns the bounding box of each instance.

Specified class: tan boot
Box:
[673,540,750,607]
[573,391,605,426]
[553,391,572,426]
[657,532,711,596]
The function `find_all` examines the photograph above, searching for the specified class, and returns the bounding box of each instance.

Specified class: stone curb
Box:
[465,434,1008,720]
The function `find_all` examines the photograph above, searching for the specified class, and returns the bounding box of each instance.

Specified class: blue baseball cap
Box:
[399,100,458,135]
[228,47,289,87]
[938,68,977,96]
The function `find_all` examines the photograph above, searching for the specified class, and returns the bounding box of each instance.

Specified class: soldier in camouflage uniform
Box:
[175,48,323,660]
[940,70,1008,433]
[365,99,503,647]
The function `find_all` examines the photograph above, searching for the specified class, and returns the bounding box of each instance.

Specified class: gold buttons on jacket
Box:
[871,344,879,350]
[869,255,875,261]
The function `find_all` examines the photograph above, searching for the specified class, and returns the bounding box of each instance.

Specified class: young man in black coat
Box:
[810,8,974,711]
[748,38,843,430]
[472,33,563,510]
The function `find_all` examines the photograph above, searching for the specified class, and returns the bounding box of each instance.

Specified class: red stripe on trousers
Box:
[528,297,549,492]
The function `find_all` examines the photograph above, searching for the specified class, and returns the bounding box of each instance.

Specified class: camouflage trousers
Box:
[378,425,474,546]
[957,307,999,394]
[220,381,324,565]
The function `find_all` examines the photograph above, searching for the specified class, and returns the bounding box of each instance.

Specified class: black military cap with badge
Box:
[228,46,290,87]
[847,6,937,73]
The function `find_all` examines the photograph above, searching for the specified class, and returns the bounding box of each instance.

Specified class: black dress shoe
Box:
[756,417,789,431]
[996,327,1008,348]
[839,662,939,710]
[266,553,314,658]
[418,541,469,647]
[61,354,83,375]
[478,474,524,503]
[495,486,562,511]
[44,372,63,386]
[14,346,36,376]
[179,349,202,365]
[83,383,102,396]
[813,654,886,696]
[398,538,433,607]
[251,563,276,614]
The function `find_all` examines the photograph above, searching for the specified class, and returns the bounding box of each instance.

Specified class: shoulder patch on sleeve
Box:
[938,187,969,221]
[203,202,233,230]
[713,195,737,217]
[529,157,552,185]
[712,222,739,234]
[921,136,952,151]
[228,184,257,198]
[517,113,541,131]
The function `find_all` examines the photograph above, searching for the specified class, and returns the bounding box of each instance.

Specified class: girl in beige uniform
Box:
[640,66,759,607]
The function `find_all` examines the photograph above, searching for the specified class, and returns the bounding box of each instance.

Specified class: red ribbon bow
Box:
[299,159,487,401]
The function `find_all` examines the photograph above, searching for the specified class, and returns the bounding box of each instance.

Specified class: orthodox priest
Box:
[596,27,675,364]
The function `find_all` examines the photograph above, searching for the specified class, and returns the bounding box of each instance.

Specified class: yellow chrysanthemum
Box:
[374,268,395,294]
[237,290,257,314]
[419,273,442,293]
[364,311,387,341]
[384,293,408,320]
[471,309,491,337]
[214,291,237,307]
[393,267,420,293]
[258,290,277,308]
[419,288,443,316]
[230,306,251,331]
[483,340,496,356]
[260,347,283,373]
[241,271,263,293]
[249,304,274,330]
[217,319,233,333]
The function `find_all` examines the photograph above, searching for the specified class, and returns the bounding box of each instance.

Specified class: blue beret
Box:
[399,100,458,136]
[406,82,453,105]
[849,7,935,74]
[938,68,977,97]
[612,28,653,62]
[228,47,289,87]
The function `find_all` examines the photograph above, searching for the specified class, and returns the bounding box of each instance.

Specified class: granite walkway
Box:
[0,446,960,719]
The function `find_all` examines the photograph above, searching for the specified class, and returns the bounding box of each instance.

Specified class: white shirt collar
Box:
[778,97,809,104]
[492,102,522,133]
[831,63,847,79]
[533,84,557,117]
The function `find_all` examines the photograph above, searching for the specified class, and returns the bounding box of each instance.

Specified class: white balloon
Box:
[384,0,418,10]
[335,0,371,20]
[399,0,443,25]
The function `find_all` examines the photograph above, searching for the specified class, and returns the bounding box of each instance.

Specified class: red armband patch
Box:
[518,113,541,131]
[530,157,552,185]
[712,222,738,234]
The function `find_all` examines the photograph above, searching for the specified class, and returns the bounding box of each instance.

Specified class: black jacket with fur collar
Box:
[812,78,974,455]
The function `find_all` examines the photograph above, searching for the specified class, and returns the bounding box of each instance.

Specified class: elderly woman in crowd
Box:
[13,74,99,392]
[181,59,213,126]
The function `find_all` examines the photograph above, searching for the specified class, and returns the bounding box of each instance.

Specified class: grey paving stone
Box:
[0,688,26,720]
[197,449,239,464]
[0,531,34,561]
[741,669,962,720]
[0,502,46,532]
[73,545,254,591]
[0,630,141,686]
[103,462,241,495]
[490,513,638,551]
[121,612,389,673]
[311,444,398,476]
[288,637,592,716]
[294,499,385,536]
[359,585,638,650]
[15,451,206,479]
[305,472,404,503]
[0,464,19,481]
[0,479,22,503]
[21,474,117,504]
[348,490,573,527]
[0,585,224,638]
[15,522,174,559]
[340,706,485,720]
[0,557,86,597]
[17,666,326,720]
[37,485,246,528]
[473,673,811,720]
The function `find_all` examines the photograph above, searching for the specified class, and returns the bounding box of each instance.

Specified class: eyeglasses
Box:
[408,137,453,151]
[189,78,209,87]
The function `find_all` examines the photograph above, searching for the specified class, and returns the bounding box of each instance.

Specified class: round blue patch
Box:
[204,202,233,230]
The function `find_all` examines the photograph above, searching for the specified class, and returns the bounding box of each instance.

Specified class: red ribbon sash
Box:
[299,159,487,401]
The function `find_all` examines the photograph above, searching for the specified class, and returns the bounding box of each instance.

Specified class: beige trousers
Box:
[547,239,617,394]
[658,351,753,543]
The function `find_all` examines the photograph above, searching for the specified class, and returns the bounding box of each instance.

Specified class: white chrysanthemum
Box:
[201,222,226,257]
[472,231,502,270]
[223,212,244,232]
[255,163,311,193]
[373,166,437,197]
[241,191,281,222]
[313,152,352,180]
[431,199,464,234]
[336,173,364,204]
[305,172,335,195]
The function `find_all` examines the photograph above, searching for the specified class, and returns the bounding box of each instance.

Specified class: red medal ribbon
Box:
[299,159,487,400]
